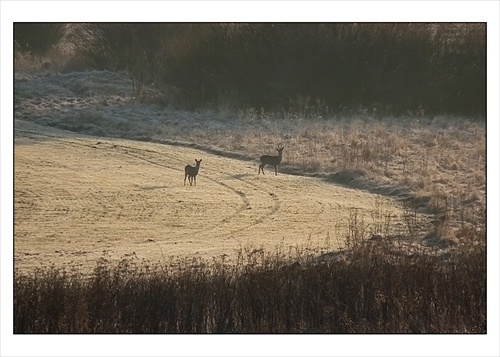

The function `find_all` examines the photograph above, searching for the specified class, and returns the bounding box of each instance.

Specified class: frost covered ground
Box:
[15,70,278,151]
[14,70,484,273]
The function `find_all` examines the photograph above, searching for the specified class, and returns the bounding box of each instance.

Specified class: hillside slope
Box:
[15,120,413,273]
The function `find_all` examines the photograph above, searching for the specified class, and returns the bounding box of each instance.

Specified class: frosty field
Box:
[14,70,485,274]
[14,120,413,273]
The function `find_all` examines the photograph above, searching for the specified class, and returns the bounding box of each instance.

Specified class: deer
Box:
[258,144,284,176]
[184,159,202,186]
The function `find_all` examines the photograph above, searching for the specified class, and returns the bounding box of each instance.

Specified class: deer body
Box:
[184,159,202,186]
[259,144,284,176]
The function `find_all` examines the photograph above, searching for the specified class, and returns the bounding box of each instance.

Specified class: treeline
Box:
[15,23,486,116]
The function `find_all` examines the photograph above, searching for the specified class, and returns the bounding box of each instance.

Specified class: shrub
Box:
[14,235,486,333]
[14,23,67,57]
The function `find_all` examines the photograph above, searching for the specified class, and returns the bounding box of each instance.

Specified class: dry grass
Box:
[14,233,486,333]
[13,67,485,254]
[13,60,485,232]
[14,75,486,261]
[12,62,487,335]
[14,44,92,75]
[160,110,485,234]
[15,121,417,274]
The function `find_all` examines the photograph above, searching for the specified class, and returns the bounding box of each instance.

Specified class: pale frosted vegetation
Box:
[15,69,485,242]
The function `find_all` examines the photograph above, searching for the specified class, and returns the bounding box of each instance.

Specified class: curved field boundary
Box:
[14,122,424,274]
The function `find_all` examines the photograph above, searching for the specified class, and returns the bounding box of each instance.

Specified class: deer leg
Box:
[275,165,278,176]
[184,174,187,185]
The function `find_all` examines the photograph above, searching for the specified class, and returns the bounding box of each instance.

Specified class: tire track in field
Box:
[15,132,173,228]
[109,142,282,238]
[14,137,98,227]
[17,130,254,235]
[15,131,303,240]
[118,144,282,226]
[222,175,281,235]
[15,124,420,273]
[36,136,282,239]
[16,130,321,243]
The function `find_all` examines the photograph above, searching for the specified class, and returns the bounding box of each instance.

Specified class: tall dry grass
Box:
[14,224,486,333]
[151,110,485,238]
